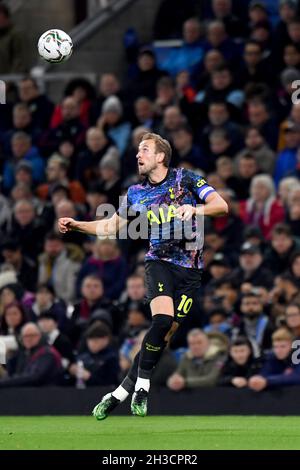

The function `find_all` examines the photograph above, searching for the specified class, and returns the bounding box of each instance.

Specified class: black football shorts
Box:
[145,260,202,324]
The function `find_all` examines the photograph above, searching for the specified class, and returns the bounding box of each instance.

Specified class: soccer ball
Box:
[38,29,73,63]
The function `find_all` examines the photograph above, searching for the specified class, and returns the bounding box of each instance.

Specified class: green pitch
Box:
[1,416,300,450]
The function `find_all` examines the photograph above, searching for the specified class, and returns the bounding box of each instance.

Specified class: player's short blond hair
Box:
[140,132,172,167]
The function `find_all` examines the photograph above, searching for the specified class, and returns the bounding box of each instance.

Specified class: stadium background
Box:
[1,0,300,449]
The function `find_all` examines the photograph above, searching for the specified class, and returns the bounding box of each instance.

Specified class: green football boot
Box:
[92,393,120,420]
[131,388,148,417]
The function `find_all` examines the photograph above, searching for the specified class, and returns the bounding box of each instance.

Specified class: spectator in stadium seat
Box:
[1,103,41,154]
[18,77,54,130]
[250,23,273,62]
[37,311,74,371]
[0,4,27,73]
[4,199,46,261]
[76,239,127,301]
[276,67,300,122]
[167,329,226,390]
[158,105,186,141]
[98,148,122,207]
[204,20,240,64]
[232,291,274,357]
[264,223,300,276]
[0,322,63,388]
[289,251,300,287]
[171,124,206,170]
[36,154,86,204]
[218,336,262,387]
[234,126,275,175]
[229,242,274,289]
[50,78,95,128]
[70,275,112,346]
[239,174,285,239]
[232,154,259,201]
[69,321,119,386]
[274,120,300,186]
[159,18,205,77]
[278,176,300,208]
[0,283,27,312]
[287,16,300,49]
[85,184,109,220]
[38,232,82,304]
[211,0,245,38]
[0,301,28,356]
[0,238,37,292]
[285,302,300,339]
[10,180,37,210]
[206,253,232,287]
[56,140,78,180]
[203,307,232,336]
[274,0,299,63]
[90,73,126,125]
[201,101,244,155]
[205,228,226,254]
[175,70,197,103]
[213,280,239,314]
[247,100,279,150]
[241,282,272,317]
[248,328,300,390]
[155,77,178,117]
[117,274,150,322]
[208,128,236,163]
[2,132,45,193]
[126,47,167,102]
[119,302,150,345]
[0,193,11,230]
[286,184,300,236]
[196,49,225,91]
[242,225,265,251]
[28,284,68,333]
[40,97,86,156]
[97,95,131,156]
[215,157,237,188]
[278,101,300,151]
[270,273,300,320]
[196,64,245,117]
[132,97,161,131]
[248,2,270,30]
[13,161,34,193]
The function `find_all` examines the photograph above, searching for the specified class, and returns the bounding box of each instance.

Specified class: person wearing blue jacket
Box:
[273,121,300,187]
[248,327,300,391]
[2,131,45,193]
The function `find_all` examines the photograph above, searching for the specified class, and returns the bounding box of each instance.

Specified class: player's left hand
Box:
[175,205,196,221]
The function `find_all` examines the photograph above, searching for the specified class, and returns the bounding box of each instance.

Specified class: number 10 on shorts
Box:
[177,294,193,318]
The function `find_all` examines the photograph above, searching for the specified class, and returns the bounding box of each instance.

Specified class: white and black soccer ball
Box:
[38,29,73,63]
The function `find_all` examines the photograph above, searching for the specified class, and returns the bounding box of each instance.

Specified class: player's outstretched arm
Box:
[58,212,127,237]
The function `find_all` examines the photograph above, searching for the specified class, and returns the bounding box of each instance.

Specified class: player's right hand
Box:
[58,217,77,233]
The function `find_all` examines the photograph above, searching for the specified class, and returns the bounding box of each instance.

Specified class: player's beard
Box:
[138,162,154,177]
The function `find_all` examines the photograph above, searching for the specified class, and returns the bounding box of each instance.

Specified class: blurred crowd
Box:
[1,0,300,392]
